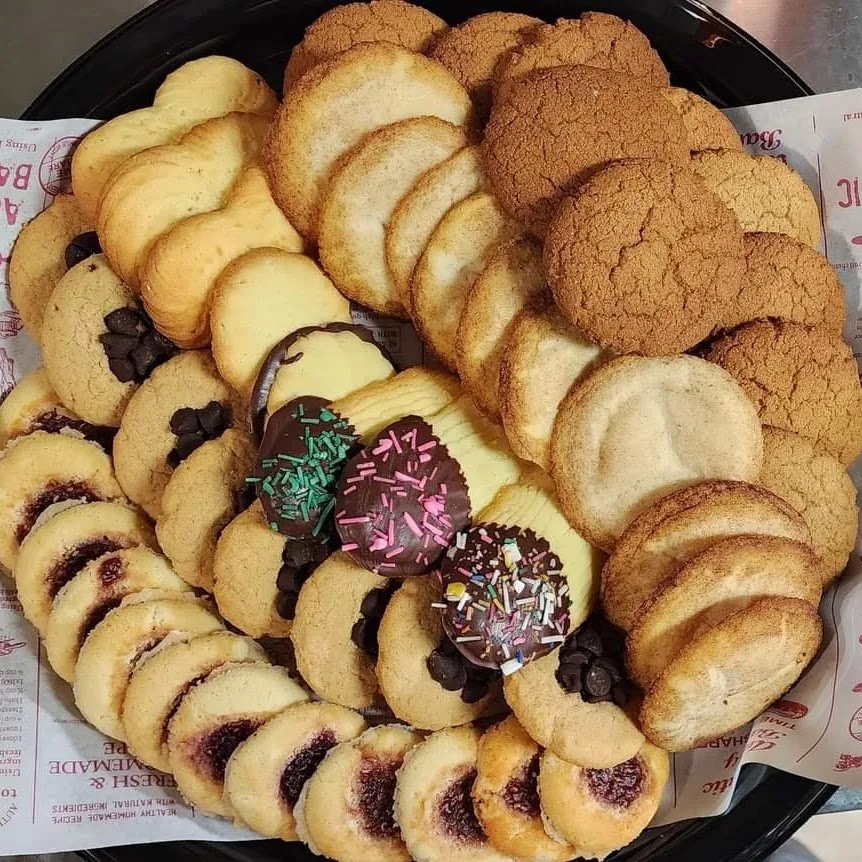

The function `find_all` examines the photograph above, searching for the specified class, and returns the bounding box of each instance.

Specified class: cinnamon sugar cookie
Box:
[661,87,742,153]
[704,319,862,464]
[545,159,745,355]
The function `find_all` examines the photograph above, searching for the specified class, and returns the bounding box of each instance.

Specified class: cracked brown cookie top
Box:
[691,149,822,248]
[704,320,862,465]
[660,87,742,153]
[544,159,745,355]
[483,65,689,236]
[428,12,542,122]
[282,0,449,92]
[494,12,669,98]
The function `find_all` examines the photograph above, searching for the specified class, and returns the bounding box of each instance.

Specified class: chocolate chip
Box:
[99,332,138,359]
[170,407,200,436]
[166,449,182,470]
[198,401,225,438]
[577,627,604,656]
[460,677,489,703]
[276,591,299,620]
[612,682,630,708]
[351,617,381,658]
[65,231,101,270]
[175,432,204,460]
[232,484,256,514]
[555,660,584,694]
[151,330,177,356]
[276,564,306,595]
[107,357,136,383]
[427,648,467,691]
[104,307,144,337]
[594,655,623,684]
[360,587,392,620]
[559,649,589,670]
[438,636,459,657]
[585,664,613,699]
[130,334,162,379]
[282,539,330,569]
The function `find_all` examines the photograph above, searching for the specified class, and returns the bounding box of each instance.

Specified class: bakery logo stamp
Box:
[0,309,22,339]
[835,753,862,771]
[766,699,809,720]
[0,636,26,658]
[0,346,14,397]
[740,129,783,152]
[39,135,80,196]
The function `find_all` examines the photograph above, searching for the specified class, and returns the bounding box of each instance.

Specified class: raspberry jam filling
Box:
[47,537,128,599]
[353,756,401,840]
[435,769,486,843]
[278,729,337,806]
[502,753,541,817]
[17,481,102,543]
[196,719,262,781]
[585,756,646,808]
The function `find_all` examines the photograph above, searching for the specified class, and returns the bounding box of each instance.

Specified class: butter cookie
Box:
[661,87,742,152]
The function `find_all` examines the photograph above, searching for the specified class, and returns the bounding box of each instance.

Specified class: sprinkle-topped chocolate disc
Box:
[250,396,359,541]
[335,415,470,577]
[439,524,571,673]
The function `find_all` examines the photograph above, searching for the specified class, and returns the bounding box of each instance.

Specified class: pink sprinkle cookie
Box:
[335,415,470,576]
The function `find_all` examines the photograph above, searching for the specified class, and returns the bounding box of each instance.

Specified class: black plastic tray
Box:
[21,1,836,860]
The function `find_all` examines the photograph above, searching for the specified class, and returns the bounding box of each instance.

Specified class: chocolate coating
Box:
[249,322,394,442]
[439,524,571,672]
[335,415,470,577]
[435,770,485,843]
[585,756,646,808]
[278,729,337,806]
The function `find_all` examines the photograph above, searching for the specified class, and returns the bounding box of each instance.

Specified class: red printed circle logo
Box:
[768,699,808,720]
[850,706,862,742]
[39,135,80,196]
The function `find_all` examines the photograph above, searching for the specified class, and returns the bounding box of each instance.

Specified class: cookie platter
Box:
[12,1,844,861]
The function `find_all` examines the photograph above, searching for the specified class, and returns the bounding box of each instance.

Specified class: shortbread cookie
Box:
[8,194,91,342]
[760,426,859,582]
[0,367,113,450]
[640,596,822,751]
[46,546,188,683]
[455,237,546,420]
[225,701,367,840]
[157,429,256,591]
[472,716,575,862]
[113,351,240,518]
[73,56,276,220]
[141,164,305,348]
[386,145,489,311]
[97,113,269,289]
[550,356,764,551]
[498,305,604,469]
[266,42,475,240]
[494,12,670,97]
[627,535,824,687]
[73,592,224,739]
[661,87,742,152]
[167,663,308,816]
[295,725,422,862]
[411,192,521,369]
[428,12,541,120]
[602,479,812,631]
[319,117,467,316]
[545,158,746,355]
[291,552,391,709]
[377,575,497,730]
[15,500,156,633]
[283,0,448,92]
[691,149,822,247]
[395,726,515,862]
[704,319,862,464]
[728,232,846,332]
[0,432,123,572]
[539,741,669,858]
[484,66,688,235]
[42,255,177,427]
[209,249,351,396]
[122,631,268,772]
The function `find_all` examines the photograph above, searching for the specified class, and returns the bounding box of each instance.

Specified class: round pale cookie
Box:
[224,701,367,840]
[291,552,390,709]
[386,145,489,311]
[760,426,859,583]
[167,663,308,816]
[283,0,449,92]
[602,479,812,631]
[498,304,605,469]
[484,65,688,236]
[640,596,822,751]
[209,249,351,396]
[704,319,862,465]
[14,500,156,634]
[550,355,764,551]
[46,546,188,683]
[73,592,224,740]
[395,725,516,862]
[539,741,669,858]
[122,631,268,772]
[113,351,241,518]
[494,12,670,97]
[545,158,746,355]
[9,195,92,343]
[0,367,114,450]
[472,717,575,862]
[295,725,422,862]
[455,237,546,421]
[319,117,467,316]
[626,535,824,688]
[157,429,256,591]
[691,149,822,247]
[266,42,475,241]
[411,191,521,370]
[377,575,498,730]
[728,232,846,332]
[428,12,542,121]
[660,87,742,152]
[0,431,123,572]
